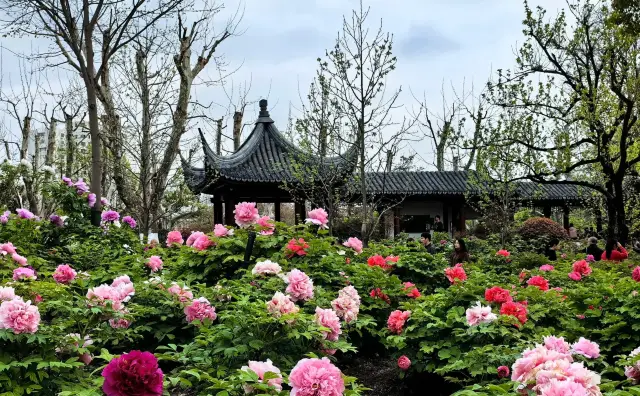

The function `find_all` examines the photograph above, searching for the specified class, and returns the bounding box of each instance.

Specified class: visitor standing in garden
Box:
[544,238,559,261]
[602,238,628,261]
[450,238,470,265]
[568,223,578,239]
[420,232,436,254]
[586,237,603,261]
[433,215,444,232]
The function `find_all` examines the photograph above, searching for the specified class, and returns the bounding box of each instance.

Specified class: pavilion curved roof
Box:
[182,100,359,194]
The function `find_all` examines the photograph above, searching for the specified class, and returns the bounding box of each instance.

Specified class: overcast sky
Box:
[0,0,565,169]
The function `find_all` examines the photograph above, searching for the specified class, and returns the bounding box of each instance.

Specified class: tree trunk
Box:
[65,113,75,176]
[614,178,629,243]
[20,116,31,160]
[45,117,57,166]
[233,111,243,151]
[137,48,152,238]
[358,118,369,245]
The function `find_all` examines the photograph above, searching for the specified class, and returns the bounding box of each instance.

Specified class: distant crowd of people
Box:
[544,235,629,262]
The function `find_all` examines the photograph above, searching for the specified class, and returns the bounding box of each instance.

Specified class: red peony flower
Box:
[497,365,510,378]
[402,282,421,299]
[387,310,411,334]
[102,350,163,396]
[370,288,391,304]
[572,260,592,277]
[285,238,309,258]
[519,271,528,283]
[568,272,582,281]
[496,249,510,257]
[367,255,393,270]
[484,286,512,304]
[500,301,528,325]
[633,267,640,282]
[398,355,411,370]
[526,276,549,291]
[385,255,400,263]
[444,263,467,284]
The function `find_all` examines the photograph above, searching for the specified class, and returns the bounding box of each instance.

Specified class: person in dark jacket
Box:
[433,215,444,232]
[450,238,470,265]
[544,238,559,261]
[420,232,436,254]
[585,237,603,261]
[602,238,628,262]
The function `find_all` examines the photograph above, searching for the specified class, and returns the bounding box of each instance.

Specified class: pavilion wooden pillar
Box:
[543,206,552,218]
[294,201,305,224]
[443,204,449,233]
[563,206,570,230]
[213,199,223,225]
[224,198,235,225]
[274,200,281,222]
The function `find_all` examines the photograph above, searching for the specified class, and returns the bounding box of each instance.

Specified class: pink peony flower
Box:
[497,365,510,378]
[52,264,77,284]
[445,263,467,284]
[398,356,411,370]
[87,285,123,310]
[213,224,234,237]
[234,202,259,228]
[16,208,35,219]
[305,208,329,229]
[571,337,600,359]
[387,310,411,334]
[527,275,550,291]
[540,264,555,272]
[101,210,120,223]
[101,197,110,206]
[331,286,360,323]
[122,216,136,229]
[241,359,283,392]
[109,318,131,329]
[0,298,40,334]
[87,193,97,208]
[288,358,345,396]
[257,216,275,235]
[485,286,512,304]
[102,350,163,396]
[544,336,571,354]
[539,378,589,396]
[49,214,64,227]
[496,249,510,257]
[73,179,89,194]
[624,347,640,383]
[285,238,309,258]
[284,269,314,302]
[0,286,17,302]
[343,237,363,254]
[111,276,135,302]
[572,260,592,277]
[568,272,582,281]
[166,231,184,246]
[0,242,16,255]
[13,267,36,281]
[466,302,497,326]
[146,256,163,272]
[192,234,213,251]
[252,260,282,276]
[403,282,421,298]
[186,231,204,246]
[561,253,567,259]
[500,301,528,325]
[184,297,217,324]
[167,283,193,302]
[11,253,27,266]
[266,292,299,318]
[315,307,342,341]
[633,267,640,282]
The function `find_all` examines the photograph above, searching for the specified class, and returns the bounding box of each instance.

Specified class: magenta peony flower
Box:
[257,216,275,235]
[16,208,35,219]
[0,214,8,224]
[305,208,329,229]
[398,355,411,370]
[496,249,510,257]
[87,193,97,208]
[284,269,314,302]
[13,267,36,281]
[53,264,77,284]
[497,365,510,378]
[634,267,640,282]
[62,176,73,187]
[241,359,283,392]
[252,260,282,276]
[184,297,217,324]
[167,283,193,302]
[101,197,109,206]
[186,231,204,246]
[540,264,555,271]
[192,234,213,251]
[49,214,64,227]
[466,302,497,326]
[146,256,163,272]
[586,254,595,263]
[568,271,582,281]
[0,286,16,302]
[11,253,27,266]
[315,307,342,341]
[331,286,360,323]
[122,216,136,229]
[234,202,259,228]
[0,298,40,334]
[572,337,600,359]
[101,210,120,223]
[0,242,16,255]
[213,224,233,237]
[544,336,571,354]
[102,350,163,396]
[74,178,89,194]
[266,292,299,318]
[288,358,345,396]
[342,237,363,254]
[387,310,411,334]
[166,230,184,246]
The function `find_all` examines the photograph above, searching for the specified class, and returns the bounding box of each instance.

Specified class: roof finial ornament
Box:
[259,99,269,117]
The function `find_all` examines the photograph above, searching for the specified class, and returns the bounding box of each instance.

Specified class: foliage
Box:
[519,217,567,241]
